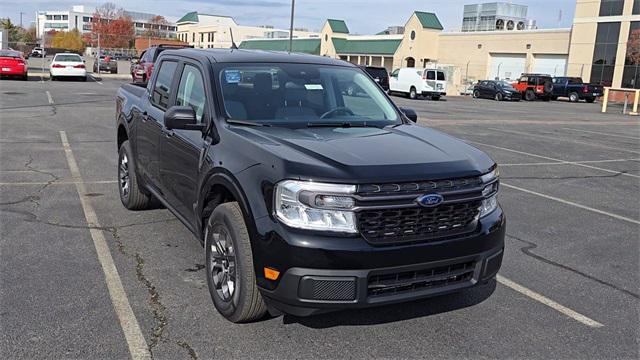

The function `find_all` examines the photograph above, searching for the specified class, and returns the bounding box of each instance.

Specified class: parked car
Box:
[93,55,118,74]
[473,80,522,101]
[551,77,603,103]
[0,50,28,80]
[50,53,87,81]
[30,47,46,58]
[359,65,389,92]
[512,73,554,101]
[460,83,476,96]
[115,49,505,322]
[389,68,447,100]
[131,44,193,84]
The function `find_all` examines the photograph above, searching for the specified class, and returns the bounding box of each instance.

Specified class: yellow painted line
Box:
[59,131,151,360]
[497,275,603,328]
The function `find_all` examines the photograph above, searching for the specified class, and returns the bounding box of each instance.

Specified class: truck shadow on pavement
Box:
[281,279,496,328]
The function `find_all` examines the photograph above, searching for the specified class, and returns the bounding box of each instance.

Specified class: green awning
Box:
[414,11,443,30]
[332,37,401,55]
[238,38,321,55]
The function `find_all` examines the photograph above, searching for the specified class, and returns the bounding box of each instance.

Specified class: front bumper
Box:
[255,206,505,316]
[421,91,446,97]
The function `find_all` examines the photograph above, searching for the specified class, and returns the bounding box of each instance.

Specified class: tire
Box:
[524,90,536,101]
[50,75,55,81]
[82,76,87,82]
[586,98,595,103]
[473,90,480,98]
[409,87,417,100]
[118,140,151,210]
[568,92,579,103]
[22,74,28,81]
[205,202,267,323]
[495,93,503,101]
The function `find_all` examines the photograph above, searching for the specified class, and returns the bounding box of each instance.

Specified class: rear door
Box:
[436,71,447,93]
[159,60,211,220]
[136,59,178,188]
[424,70,436,92]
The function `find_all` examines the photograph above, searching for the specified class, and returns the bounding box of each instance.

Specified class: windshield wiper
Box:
[306,122,379,128]
[226,119,271,127]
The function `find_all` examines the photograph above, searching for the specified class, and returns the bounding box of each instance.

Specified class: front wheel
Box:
[473,90,480,98]
[409,87,417,100]
[495,93,503,101]
[206,202,267,323]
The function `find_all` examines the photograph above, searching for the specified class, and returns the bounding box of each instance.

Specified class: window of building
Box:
[634,0,640,15]
[83,16,90,22]
[46,15,53,20]
[200,33,204,42]
[599,0,624,17]
[590,22,621,86]
[53,15,62,20]
[192,33,195,42]
[62,15,68,20]
[622,22,640,88]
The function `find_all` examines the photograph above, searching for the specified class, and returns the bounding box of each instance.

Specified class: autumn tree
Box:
[627,28,640,66]
[87,3,134,49]
[52,29,84,52]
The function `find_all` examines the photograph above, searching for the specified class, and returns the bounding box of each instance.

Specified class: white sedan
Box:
[50,53,87,81]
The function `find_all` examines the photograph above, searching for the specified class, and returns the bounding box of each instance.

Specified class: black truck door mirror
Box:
[164,106,206,131]
[399,107,418,122]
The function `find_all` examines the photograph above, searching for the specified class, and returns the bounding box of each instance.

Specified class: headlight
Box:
[479,166,499,217]
[274,180,357,233]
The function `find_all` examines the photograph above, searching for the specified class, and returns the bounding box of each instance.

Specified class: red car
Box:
[0,50,28,80]
[131,44,192,84]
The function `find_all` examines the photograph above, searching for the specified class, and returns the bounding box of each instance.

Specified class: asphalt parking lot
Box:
[0,77,638,359]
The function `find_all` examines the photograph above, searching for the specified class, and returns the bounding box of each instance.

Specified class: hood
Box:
[228,124,495,183]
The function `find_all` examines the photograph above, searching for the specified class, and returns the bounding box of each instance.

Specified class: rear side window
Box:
[176,64,206,123]
[365,67,388,79]
[151,61,178,110]
[437,71,445,81]
[426,71,435,80]
[390,69,399,78]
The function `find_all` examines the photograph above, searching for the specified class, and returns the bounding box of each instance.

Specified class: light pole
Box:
[496,62,502,80]
[288,0,295,53]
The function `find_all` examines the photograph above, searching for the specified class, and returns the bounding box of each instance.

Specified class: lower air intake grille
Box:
[298,276,357,301]
[368,261,476,298]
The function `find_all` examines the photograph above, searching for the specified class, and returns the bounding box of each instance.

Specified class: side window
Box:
[151,61,178,110]
[176,64,206,124]
[528,77,537,85]
[390,69,399,78]
[426,71,436,80]
[519,76,528,83]
[437,71,445,81]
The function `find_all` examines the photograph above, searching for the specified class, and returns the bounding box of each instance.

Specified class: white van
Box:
[389,68,447,100]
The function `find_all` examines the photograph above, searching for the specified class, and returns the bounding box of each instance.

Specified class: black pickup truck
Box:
[115,49,505,322]
[551,77,603,103]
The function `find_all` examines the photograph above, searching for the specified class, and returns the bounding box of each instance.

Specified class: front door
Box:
[136,60,178,188]
[159,62,210,220]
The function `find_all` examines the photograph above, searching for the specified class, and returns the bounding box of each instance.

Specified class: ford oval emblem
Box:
[416,193,444,207]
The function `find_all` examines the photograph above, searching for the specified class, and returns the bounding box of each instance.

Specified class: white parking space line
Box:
[487,128,640,155]
[59,131,150,360]
[501,158,640,167]
[46,91,53,104]
[0,180,117,186]
[497,275,604,328]
[89,74,103,85]
[562,128,640,140]
[469,141,640,179]
[501,182,640,225]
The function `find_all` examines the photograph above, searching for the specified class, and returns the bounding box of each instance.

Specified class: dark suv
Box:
[360,65,390,92]
[115,49,505,322]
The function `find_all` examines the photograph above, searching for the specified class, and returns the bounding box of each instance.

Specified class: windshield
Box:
[55,54,82,62]
[218,64,399,127]
[497,81,515,89]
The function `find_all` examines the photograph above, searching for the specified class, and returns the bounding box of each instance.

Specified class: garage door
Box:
[490,53,526,81]
[533,54,567,76]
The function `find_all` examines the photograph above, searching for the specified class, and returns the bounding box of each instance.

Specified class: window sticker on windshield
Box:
[304,84,323,90]
[224,70,241,83]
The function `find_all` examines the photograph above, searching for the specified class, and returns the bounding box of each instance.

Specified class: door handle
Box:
[141,111,148,122]
[163,129,174,138]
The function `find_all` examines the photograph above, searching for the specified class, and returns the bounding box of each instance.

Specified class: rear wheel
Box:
[118,140,151,210]
[495,93,503,101]
[205,202,267,323]
[473,89,480,98]
[524,90,536,101]
[568,92,579,102]
[409,87,417,100]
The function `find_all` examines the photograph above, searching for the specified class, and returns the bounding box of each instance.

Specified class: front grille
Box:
[357,200,481,245]
[357,177,482,196]
[368,261,476,298]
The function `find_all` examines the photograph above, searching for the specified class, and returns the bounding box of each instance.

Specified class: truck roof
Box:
[159,48,353,66]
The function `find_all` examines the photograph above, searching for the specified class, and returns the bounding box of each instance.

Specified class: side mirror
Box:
[399,107,418,122]
[164,106,206,131]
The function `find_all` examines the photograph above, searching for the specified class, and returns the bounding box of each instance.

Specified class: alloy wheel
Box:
[119,153,130,198]
[210,226,237,302]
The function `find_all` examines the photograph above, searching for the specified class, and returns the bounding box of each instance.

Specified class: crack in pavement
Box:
[507,234,639,299]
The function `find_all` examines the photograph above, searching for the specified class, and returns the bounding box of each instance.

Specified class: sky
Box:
[1,0,577,33]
